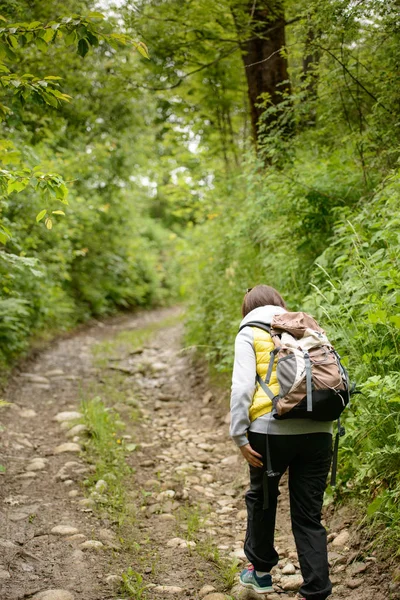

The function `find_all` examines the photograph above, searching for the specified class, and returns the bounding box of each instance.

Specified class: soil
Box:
[0,307,399,600]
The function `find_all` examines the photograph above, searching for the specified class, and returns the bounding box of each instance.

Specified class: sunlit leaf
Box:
[136,41,150,59]
[87,12,105,19]
[36,209,47,222]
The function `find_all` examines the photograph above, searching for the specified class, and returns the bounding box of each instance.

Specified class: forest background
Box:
[1,0,400,556]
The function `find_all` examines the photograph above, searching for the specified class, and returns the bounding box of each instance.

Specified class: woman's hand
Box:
[240,443,263,468]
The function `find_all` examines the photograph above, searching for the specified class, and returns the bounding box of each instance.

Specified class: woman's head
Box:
[242,284,286,317]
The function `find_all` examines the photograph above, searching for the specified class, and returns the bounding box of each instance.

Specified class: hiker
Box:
[230,285,334,600]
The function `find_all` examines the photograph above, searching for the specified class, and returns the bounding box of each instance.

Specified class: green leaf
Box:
[126,443,138,452]
[41,28,54,44]
[136,41,150,59]
[87,12,105,19]
[0,465,5,473]
[8,34,18,49]
[42,92,58,108]
[36,209,47,222]
[45,217,53,230]
[78,38,89,57]
[35,37,48,52]
[367,495,385,517]
[0,230,9,244]
[7,179,28,194]
[55,183,68,202]
[64,30,76,46]
[0,15,7,22]
[52,210,65,215]
[389,315,400,328]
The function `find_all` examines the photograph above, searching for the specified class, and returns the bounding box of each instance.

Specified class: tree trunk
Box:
[234,0,291,144]
[301,22,320,126]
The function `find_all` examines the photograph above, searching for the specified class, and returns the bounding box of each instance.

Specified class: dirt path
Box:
[0,308,396,600]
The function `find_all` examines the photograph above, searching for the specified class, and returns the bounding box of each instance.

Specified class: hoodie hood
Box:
[240,304,287,328]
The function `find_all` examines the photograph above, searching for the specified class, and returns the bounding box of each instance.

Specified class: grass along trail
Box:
[0,308,396,600]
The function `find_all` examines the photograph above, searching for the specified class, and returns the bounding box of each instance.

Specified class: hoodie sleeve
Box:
[230,327,256,447]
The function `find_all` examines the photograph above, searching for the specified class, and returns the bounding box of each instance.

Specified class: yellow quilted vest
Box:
[250,326,279,422]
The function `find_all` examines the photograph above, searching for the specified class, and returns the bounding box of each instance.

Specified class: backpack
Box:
[240,311,351,486]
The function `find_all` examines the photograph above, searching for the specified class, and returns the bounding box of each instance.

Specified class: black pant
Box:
[244,432,333,600]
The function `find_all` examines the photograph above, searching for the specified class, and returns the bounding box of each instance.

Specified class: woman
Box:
[230,285,333,600]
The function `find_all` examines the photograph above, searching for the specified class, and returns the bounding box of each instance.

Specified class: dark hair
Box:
[242,284,286,317]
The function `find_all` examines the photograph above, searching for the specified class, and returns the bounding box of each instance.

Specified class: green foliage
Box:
[120,567,146,599]
[0,1,178,371]
[80,395,131,517]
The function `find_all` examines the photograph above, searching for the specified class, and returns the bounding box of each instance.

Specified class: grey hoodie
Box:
[230,305,333,447]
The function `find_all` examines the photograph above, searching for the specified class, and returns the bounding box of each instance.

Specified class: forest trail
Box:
[0,309,393,600]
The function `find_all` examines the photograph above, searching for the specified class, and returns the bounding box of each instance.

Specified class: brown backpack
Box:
[241,311,350,421]
[240,312,351,487]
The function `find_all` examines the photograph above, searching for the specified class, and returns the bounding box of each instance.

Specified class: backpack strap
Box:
[238,321,272,334]
[330,417,346,486]
[256,373,277,400]
[303,350,313,412]
[240,321,279,392]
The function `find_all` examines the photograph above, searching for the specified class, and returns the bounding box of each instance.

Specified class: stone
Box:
[46,369,65,377]
[53,411,83,423]
[0,568,10,579]
[282,563,296,575]
[203,594,228,600]
[158,513,176,521]
[66,534,86,542]
[26,458,47,471]
[98,529,118,544]
[152,586,184,593]
[348,561,368,576]
[66,424,88,438]
[51,526,79,536]
[280,574,303,591]
[346,578,363,589]
[32,591,74,600]
[55,461,81,481]
[143,479,161,489]
[201,473,214,484]
[9,512,30,522]
[199,585,216,598]
[20,409,37,418]
[68,490,79,498]
[202,391,213,405]
[20,373,50,384]
[230,584,264,599]
[80,540,104,550]
[221,454,238,466]
[331,530,350,548]
[106,574,123,588]
[95,479,108,493]
[237,509,247,520]
[54,443,81,454]
[230,548,246,560]
[17,472,37,479]
[328,551,346,565]
[167,537,186,548]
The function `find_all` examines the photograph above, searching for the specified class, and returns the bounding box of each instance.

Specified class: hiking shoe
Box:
[239,565,273,594]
